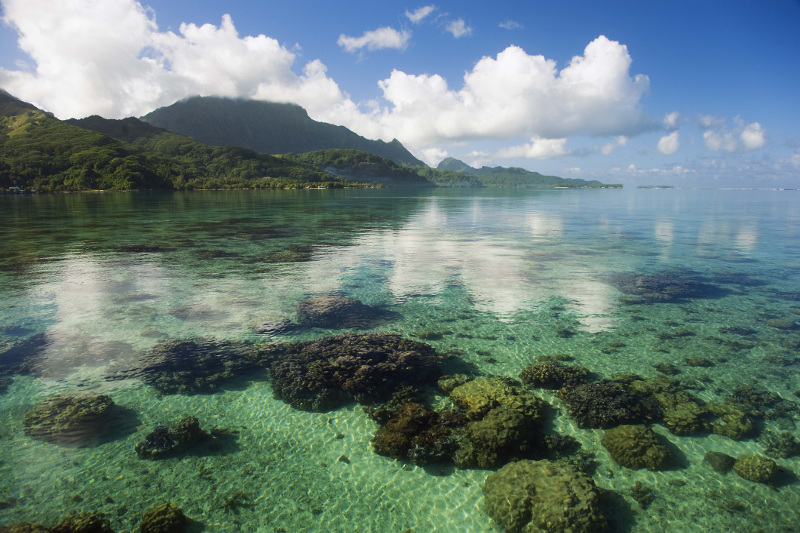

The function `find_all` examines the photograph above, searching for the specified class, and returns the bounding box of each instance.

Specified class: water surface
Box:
[1,188,799,531]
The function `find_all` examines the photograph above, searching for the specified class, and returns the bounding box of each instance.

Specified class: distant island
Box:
[1,90,622,192]
[637,185,674,189]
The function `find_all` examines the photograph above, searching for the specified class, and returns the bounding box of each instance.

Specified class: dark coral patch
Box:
[270,333,440,411]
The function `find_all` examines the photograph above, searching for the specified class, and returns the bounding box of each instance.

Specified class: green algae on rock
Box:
[601,424,673,471]
[449,376,547,421]
[733,454,778,484]
[482,459,608,533]
[23,392,115,446]
[140,502,188,533]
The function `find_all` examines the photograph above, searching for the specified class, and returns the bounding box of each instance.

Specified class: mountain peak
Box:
[140,96,425,167]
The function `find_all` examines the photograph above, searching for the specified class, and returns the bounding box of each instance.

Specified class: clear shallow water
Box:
[0,188,799,532]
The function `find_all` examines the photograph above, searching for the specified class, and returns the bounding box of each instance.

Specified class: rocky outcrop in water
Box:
[23,392,115,446]
[295,296,390,328]
[270,333,440,411]
[601,424,674,471]
[135,416,211,460]
[482,459,608,533]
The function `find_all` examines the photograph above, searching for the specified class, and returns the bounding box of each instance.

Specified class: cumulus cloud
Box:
[663,111,679,129]
[740,121,766,150]
[337,27,411,53]
[499,20,523,30]
[700,115,766,152]
[657,131,680,154]
[372,36,651,148]
[601,136,627,155]
[494,137,570,159]
[445,19,473,38]
[0,0,311,118]
[0,1,654,161]
[406,5,436,24]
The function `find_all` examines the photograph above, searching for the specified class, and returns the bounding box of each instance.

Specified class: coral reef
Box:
[629,481,655,508]
[608,269,721,304]
[140,502,188,533]
[448,377,546,421]
[372,402,467,466]
[135,417,211,460]
[270,333,440,411]
[50,511,114,532]
[518,361,589,389]
[601,424,673,471]
[107,338,279,395]
[295,296,382,328]
[482,459,608,533]
[707,403,756,440]
[0,524,50,533]
[23,392,115,446]
[558,381,656,429]
[733,454,778,484]
[456,405,539,469]
[653,391,710,436]
[762,431,800,459]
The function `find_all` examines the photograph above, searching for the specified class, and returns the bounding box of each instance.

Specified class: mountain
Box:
[437,157,475,173]
[0,91,353,191]
[67,116,430,188]
[436,158,621,188]
[140,96,426,167]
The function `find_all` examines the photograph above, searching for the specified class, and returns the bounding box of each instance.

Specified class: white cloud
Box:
[740,121,766,150]
[372,36,650,148]
[601,135,627,154]
[419,146,448,166]
[445,19,473,38]
[657,131,680,155]
[663,111,679,129]
[499,20,523,30]
[337,27,411,53]
[703,130,737,152]
[0,2,654,160]
[406,5,436,24]
[701,117,766,152]
[494,137,570,159]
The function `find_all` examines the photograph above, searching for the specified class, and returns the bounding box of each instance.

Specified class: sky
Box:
[1,0,799,187]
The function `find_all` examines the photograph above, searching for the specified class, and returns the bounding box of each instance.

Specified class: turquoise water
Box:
[0,188,799,532]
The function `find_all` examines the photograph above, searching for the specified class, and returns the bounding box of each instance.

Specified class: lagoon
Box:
[1,188,799,532]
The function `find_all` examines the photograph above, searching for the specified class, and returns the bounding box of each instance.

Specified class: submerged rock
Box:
[482,459,608,533]
[559,381,656,429]
[140,502,187,533]
[449,377,547,421]
[733,454,778,484]
[601,424,673,471]
[135,416,211,460]
[270,333,440,411]
[519,361,589,389]
[295,296,386,328]
[23,392,115,446]
[608,269,721,304]
[49,511,114,533]
[703,451,735,473]
[107,338,278,395]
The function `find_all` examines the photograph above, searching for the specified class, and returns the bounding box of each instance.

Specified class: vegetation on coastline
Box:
[2,90,622,192]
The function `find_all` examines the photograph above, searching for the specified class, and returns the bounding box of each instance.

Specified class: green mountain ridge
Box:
[140,96,426,168]
[437,157,621,188]
[1,90,621,192]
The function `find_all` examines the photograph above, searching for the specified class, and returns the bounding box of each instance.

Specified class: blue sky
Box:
[1,0,799,187]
